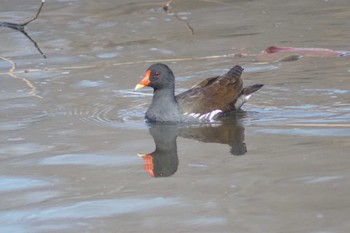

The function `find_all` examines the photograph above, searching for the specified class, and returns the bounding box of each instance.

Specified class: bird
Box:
[135,63,263,123]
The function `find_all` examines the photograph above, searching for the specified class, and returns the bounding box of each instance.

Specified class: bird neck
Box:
[145,84,181,122]
[152,85,176,103]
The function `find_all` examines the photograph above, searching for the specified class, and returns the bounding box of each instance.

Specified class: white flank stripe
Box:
[209,110,222,121]
[184,109,222,122]
[245,94,252,101]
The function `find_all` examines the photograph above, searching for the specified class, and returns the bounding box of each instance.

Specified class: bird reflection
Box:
[138,124,179,177]
[179,117,247,156]
[138,113,247,177]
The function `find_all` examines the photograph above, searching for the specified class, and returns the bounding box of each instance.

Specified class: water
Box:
[1,0,350,232]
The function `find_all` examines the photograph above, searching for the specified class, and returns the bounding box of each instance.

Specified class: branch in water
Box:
[163,0,175,12]
[0,0,45,30]
[162,0,194,35]
[0,0,46,58]
[20,29,47,59]
[21,0,46,27]
[0,56,43,99]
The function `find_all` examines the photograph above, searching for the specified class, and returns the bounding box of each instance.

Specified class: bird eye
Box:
[154,71,160,78]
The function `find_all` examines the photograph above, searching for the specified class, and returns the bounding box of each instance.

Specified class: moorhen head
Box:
[136,63,182,122]
[135,63,263,123]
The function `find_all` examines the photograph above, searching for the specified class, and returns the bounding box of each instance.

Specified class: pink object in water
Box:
[264,46,349,57]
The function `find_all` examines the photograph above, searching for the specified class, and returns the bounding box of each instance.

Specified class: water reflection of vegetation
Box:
[138,113,247,178]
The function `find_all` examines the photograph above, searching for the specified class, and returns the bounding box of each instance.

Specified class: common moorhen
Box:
[135,63,263,122]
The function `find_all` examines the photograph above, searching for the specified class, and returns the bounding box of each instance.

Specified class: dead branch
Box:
[0,0,46,58]
[0,0,45,30]
[162,0,194,35]
[20,29,47,58]
[174,13,194,35]
[163,0,175,12]
[21,0,46,27]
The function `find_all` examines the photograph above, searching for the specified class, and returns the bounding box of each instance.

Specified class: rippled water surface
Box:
[1,0,350,232]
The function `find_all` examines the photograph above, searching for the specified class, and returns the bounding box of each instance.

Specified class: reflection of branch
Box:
[0,0,46,58]
[0,56,43,99]
[162,0,194,35]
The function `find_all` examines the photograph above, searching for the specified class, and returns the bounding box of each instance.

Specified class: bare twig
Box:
[0,0,45,30]
[20,29,47,58]
[0,0,46,58]
[162,0,194,35]
[22,0,46,26]
[0,22,22,30]
[174,13,194,35]
[163,0,175,12]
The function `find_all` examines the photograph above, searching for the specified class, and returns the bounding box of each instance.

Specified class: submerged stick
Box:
[282,123,350,128]
[0,56,43,99]
[0,52,240,76]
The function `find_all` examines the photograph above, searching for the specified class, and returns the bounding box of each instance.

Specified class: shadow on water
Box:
[138,112,247,178]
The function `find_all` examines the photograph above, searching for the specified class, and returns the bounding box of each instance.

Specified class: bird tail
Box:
[235,84,264,110]
[242,84,264,95]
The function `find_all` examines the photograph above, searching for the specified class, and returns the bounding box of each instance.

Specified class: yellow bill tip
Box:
[134,84,146,90]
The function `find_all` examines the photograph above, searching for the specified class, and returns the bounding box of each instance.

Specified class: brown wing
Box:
[176,66,243,114]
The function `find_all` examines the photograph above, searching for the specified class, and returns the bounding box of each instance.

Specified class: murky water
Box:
[1,0,350,232]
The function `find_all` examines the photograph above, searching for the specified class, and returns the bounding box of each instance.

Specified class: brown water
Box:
[1,0,350,232]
